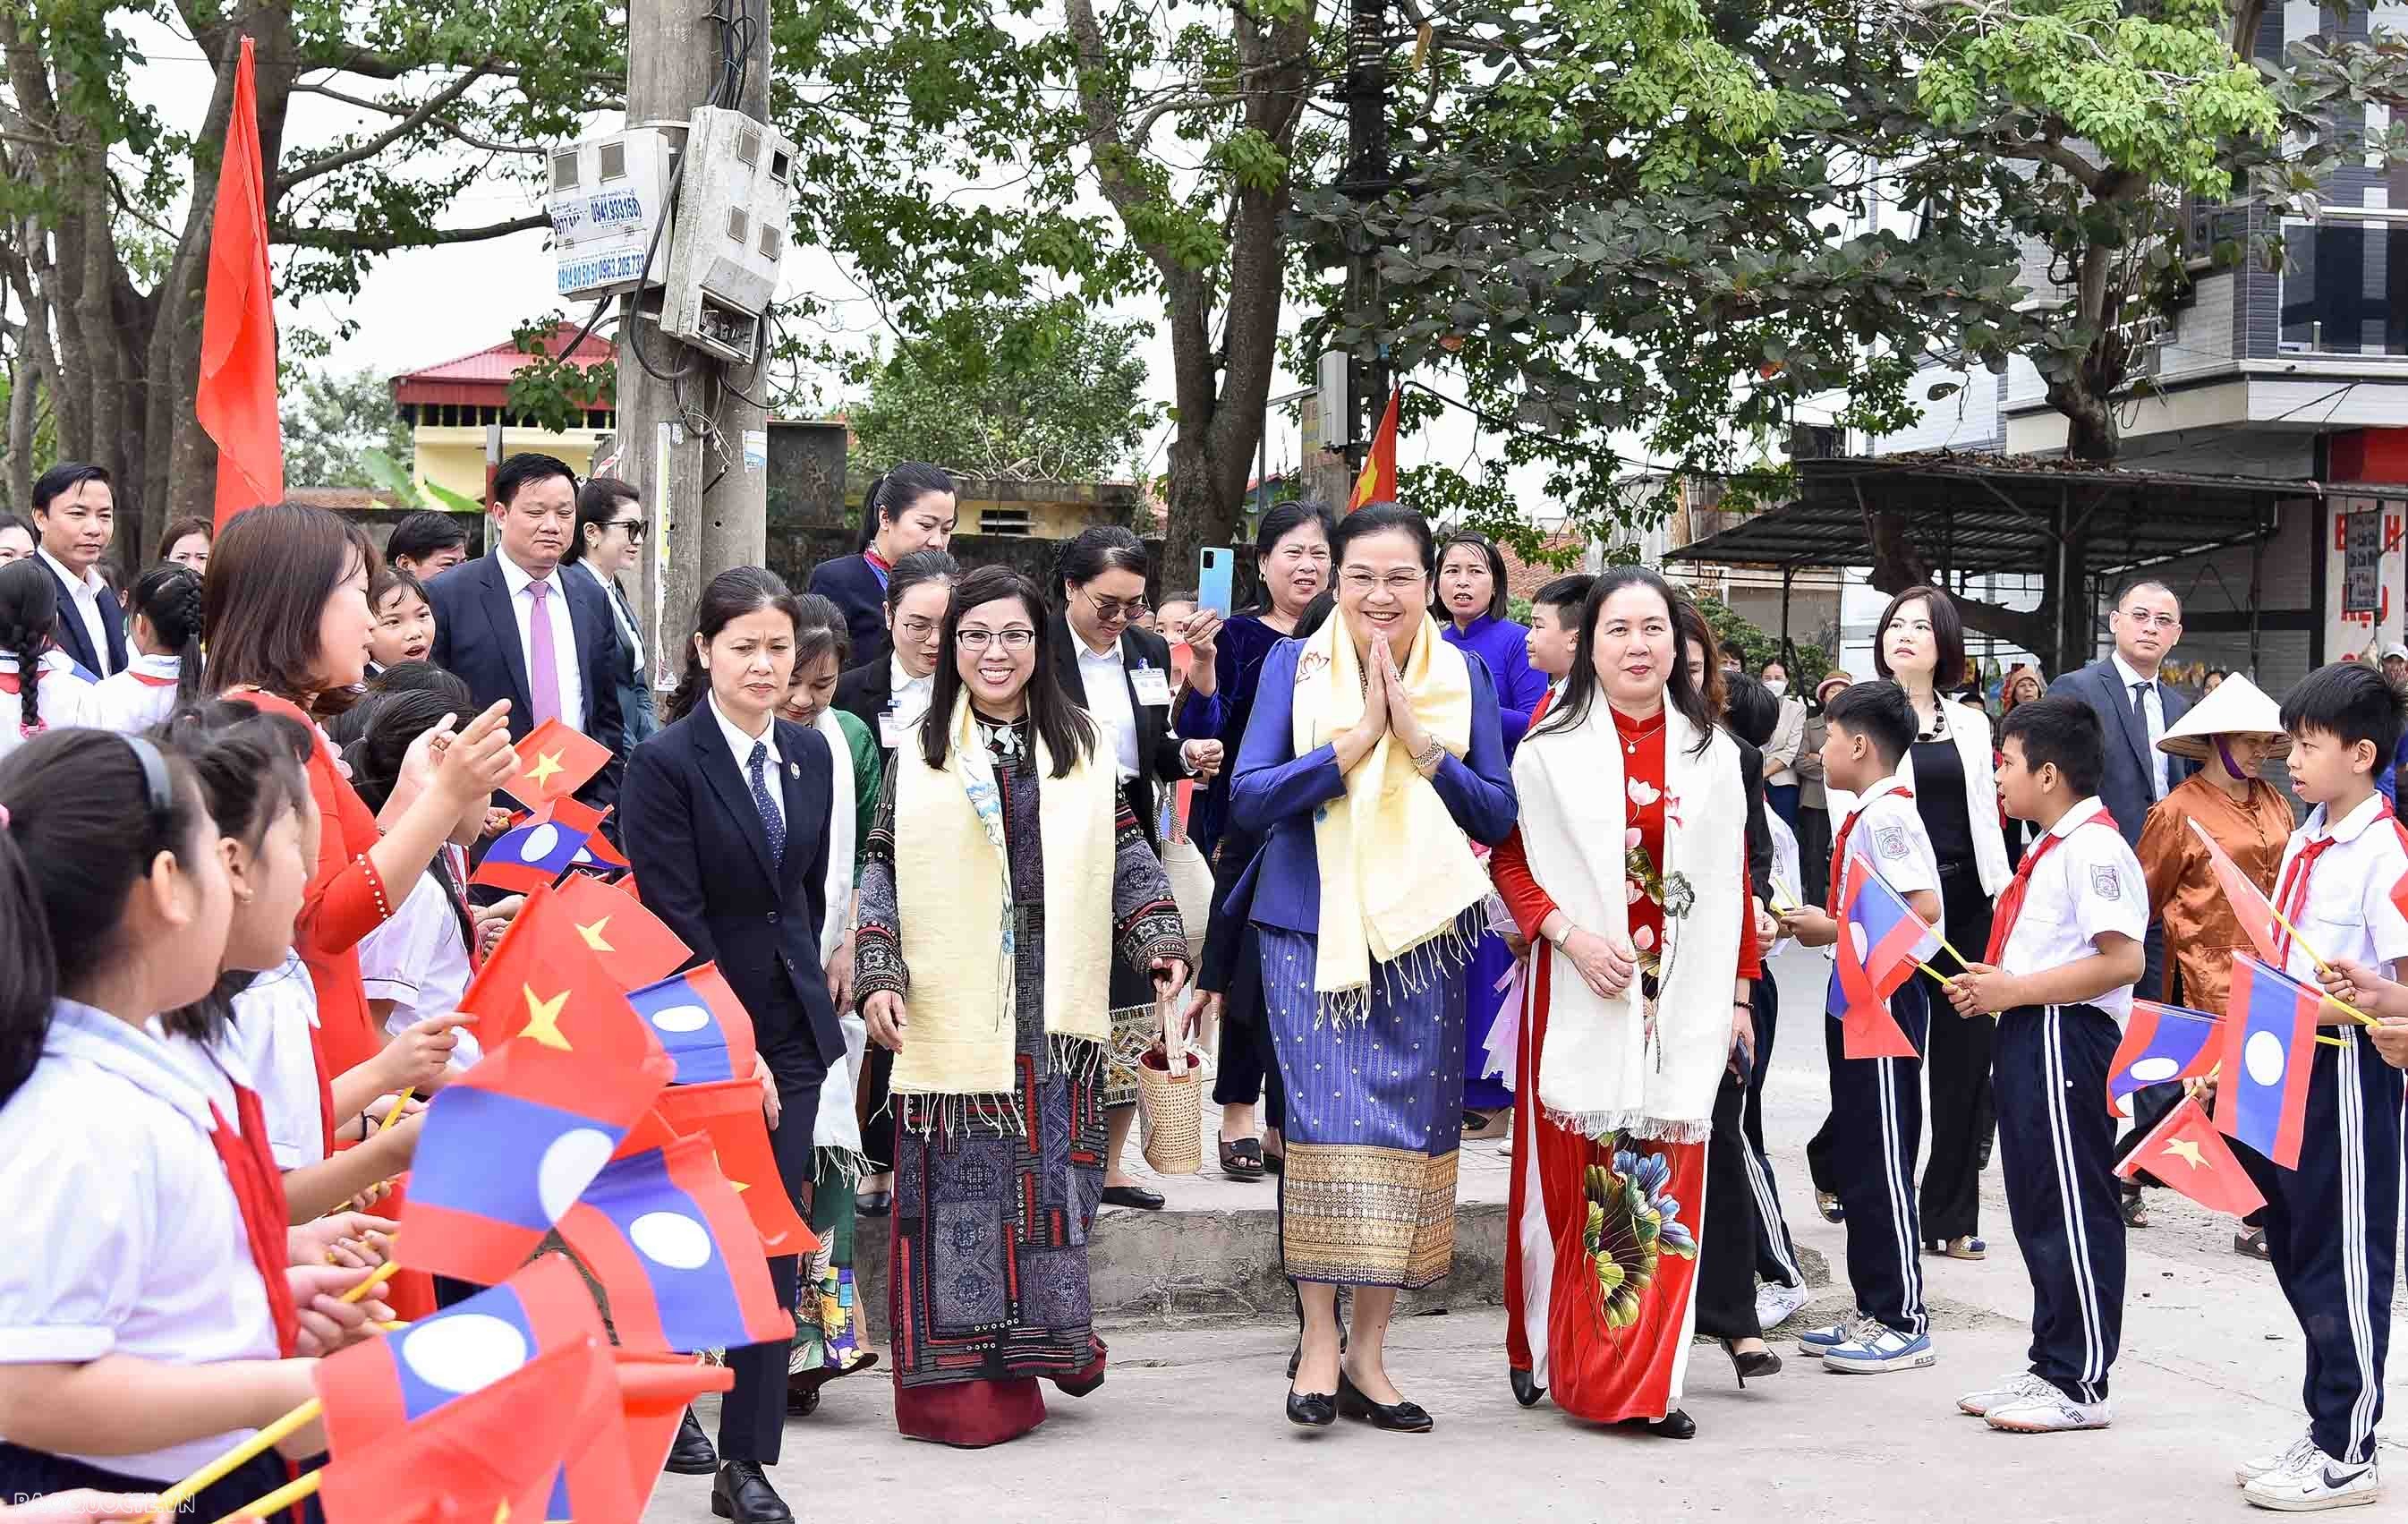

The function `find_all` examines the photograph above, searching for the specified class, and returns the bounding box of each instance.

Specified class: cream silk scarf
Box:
[1291,609,1490,1016]
[889,694,1117,1100]
[1512,701,1748,1141]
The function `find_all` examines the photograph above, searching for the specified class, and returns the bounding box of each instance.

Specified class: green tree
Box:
[1692,592,1829,689]
[0,0,621,552]
[848,302,1157,481]
[280,364,413,489]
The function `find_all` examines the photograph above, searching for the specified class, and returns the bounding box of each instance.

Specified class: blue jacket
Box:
[806,552,891,672]
[1228,636,1518,935]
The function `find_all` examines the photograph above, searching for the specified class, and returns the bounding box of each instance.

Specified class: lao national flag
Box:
[557,1133,794,1354]
[655,1077,817,1255]
[553,872,690,990]
[400,1010,670,1285]
[314,1257,606,1522]
[2106,1000,2222,1114]
[2116,1094,2267,1216]
[504,718,613,810]
[472,800,600,892]
[1826,857,1937,1060]
[628,963,756,1084]
[2188,819,2283,966]
[2215,954,2319,1170]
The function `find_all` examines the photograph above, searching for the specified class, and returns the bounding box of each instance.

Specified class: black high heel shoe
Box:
[1617,1409,1696,1440]
[1287,1387,1336,1427]
[1721,1339,1783,1387]
[1337,1371,1434,1433]
[1509,1367,1545,1408]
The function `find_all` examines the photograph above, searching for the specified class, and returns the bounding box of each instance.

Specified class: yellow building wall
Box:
[412,426,607,504]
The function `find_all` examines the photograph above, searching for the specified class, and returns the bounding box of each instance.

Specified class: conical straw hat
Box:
[2156,673,2289,762]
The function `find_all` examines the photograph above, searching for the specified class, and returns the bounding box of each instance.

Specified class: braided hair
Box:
[0,559,63,737]
[128,562,208,712]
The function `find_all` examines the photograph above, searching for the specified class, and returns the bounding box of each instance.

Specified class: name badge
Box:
[1130,665,1173,707]
[878,709,906,750]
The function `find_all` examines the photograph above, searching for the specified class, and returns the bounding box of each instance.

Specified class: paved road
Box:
[648,945,2405,1520]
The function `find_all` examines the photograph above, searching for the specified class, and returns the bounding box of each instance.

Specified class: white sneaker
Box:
[1755,1281,1811,1332]
[1820,1315,1936,1374]
[2243,1450,2379,1511]
[2239,1435,2322,1487]
[1958,1372,2052,1418]
[1984,1390,2110,1434]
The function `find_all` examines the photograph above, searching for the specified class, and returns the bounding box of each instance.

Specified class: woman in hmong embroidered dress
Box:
[1491,567,1760,1439]
[1229,504,1518,1431]
[855,565,1187,1448]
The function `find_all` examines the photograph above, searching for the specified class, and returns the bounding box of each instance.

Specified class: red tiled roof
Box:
[391,323,615,406]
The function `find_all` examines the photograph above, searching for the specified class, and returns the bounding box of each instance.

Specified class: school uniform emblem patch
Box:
[2090,864,2123,900]
[1874,824,1909,860]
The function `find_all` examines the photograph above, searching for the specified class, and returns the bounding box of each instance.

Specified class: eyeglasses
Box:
[2119,610,2180,631]
[608,518,648,542]
[1079,586,1147,623]
[957,627,1037,651]
[1340,569,1428,595]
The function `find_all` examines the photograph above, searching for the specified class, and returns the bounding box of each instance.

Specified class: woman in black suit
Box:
[621,566,841,1524]
[1047,526,1225,1209]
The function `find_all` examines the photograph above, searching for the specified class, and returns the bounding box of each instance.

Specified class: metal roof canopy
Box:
[1665,455,2320,579]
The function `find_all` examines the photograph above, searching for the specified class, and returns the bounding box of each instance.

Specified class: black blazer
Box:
[40,558,124,678]
[2047,658,2196,848]
[619,708,844,1071]
[1046,611,1188,852]
[424,552,628,810]
[807,553,891,673]
[832,656,902,754]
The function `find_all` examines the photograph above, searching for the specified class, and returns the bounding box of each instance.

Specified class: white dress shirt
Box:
[37,546,111,675]
[497,549,583,732]
[1075,634,1142,782]
[572,558,643,680]
[1995,796,2149,1019]
[710,691,784,833]
[2110,651,2168,801]
[886,653,935,731]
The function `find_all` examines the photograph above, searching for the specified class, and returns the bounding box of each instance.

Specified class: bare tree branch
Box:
[270,211,549,250]
[277,64,490,190]
[291,80,585,149]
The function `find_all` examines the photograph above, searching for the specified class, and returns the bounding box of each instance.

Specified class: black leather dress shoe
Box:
[664,1408,718,1476]
[1620,1408,1697,1440]
[1509,1367,1546,1409]
[1336,1372,1434,1433]
[711,1460,793,1524]
[1100,1184,1166,1210]
[1286,1387,1337,1427]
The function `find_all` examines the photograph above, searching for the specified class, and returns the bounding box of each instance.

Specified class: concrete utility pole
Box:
[616,0,772,698]
[1340,0,1391,473]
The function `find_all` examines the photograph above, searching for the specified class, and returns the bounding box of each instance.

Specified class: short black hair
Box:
[31,463,110,516]
[489,452,577,509]
[386,509,471,567]
[1998,695,2106,798]
[1871,583,1966,689]
[1824,678,1917,769]
[1723,670,1781,750]
[1432,531,1510,622]
[1332,502,1435,575]
[1532,573,1593,618]
[2280,660,2406,765]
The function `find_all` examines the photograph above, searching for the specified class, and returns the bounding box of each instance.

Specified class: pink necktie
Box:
[527,577,562,727]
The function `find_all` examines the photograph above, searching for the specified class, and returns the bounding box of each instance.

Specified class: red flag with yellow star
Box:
[503,718,613,810]
[654,1078,816,1256]
[552,871,691,990]
[2114,1094,2264,1216]
[1347,387,1401,513]
[460,884,662,1070]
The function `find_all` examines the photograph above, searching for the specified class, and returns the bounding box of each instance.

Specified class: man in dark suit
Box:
[2048,578,2195,996]
[424,452,626,811]
[30,462,126,679]
[619,677,838,1524]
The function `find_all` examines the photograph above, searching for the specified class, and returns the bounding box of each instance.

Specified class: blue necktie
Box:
[748,740,786,869]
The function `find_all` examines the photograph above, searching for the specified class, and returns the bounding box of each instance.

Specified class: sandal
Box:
[2119,1187,2148,1230]
[1461,1109,1512,1140]
[1817,1191,1845,1223]
[1925,1236,1987,1261]
[1220,1137,1266,1180]
[2234,1228,2271,1261]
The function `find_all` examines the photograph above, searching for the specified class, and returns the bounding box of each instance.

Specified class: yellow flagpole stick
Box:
[373,1087,413,1134]
[204,1465,321,1524]
[1914,959,1958,988]
[339,1255,403,1305]
[2245,897,2380,1027]
[133,1398,324,1524]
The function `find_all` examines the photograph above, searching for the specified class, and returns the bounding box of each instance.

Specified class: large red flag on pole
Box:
[195,35,284,531]
[1347,386,1400,512]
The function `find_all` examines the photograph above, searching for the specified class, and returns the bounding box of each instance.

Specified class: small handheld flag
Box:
[557,1133,795,1354]
[2116,1095,2266,1216]
[553,871,691,990]
[2188,819,2285,967]
[2215,954,2320,1170]
[613,1350,735,1505]
[627,963,757,1084]
[654,1077,817,1254]
[504,718,613,809]
[2106,1000,2223,1114]
[472,802,602,892]
[1826,857,1939,1060]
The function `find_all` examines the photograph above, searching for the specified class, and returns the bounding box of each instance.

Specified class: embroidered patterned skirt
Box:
[1257,921,1468,1290]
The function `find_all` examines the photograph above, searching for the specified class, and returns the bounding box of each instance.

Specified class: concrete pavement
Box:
[648,945,2406,1520]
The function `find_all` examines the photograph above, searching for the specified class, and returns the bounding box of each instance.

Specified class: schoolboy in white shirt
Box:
[1776,680,1944,1375]
[1946,697,2145,1435]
